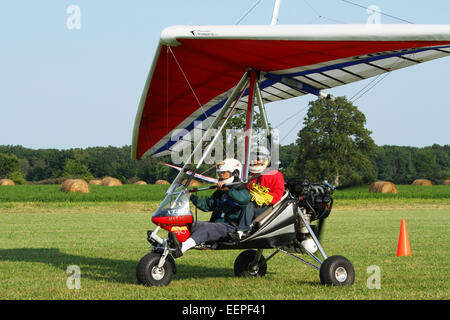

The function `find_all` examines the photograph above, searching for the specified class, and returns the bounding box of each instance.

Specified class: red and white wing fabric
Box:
[132,24,450,160]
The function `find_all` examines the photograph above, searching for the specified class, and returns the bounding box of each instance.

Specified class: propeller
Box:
[316,218,326,241]
[314,180,335,241]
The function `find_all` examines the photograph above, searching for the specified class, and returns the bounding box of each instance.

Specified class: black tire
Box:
[234,250,267,277]
[136,252,174,286]
[319,255,355,286]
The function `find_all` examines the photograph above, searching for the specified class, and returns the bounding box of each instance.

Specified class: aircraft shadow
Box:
[0,248,234,285]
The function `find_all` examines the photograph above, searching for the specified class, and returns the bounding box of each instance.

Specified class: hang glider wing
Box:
[132,24,450,160]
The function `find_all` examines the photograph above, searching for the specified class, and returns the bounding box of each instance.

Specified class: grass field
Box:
[0,184,449,300]
[0,184,449,203]
[0,184,172,202]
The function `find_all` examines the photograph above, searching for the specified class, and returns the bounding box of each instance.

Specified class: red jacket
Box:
[247,170,285,205]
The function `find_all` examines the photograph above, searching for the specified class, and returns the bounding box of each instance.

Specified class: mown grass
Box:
[0,184,171,202]
[0,202,449,300]
[0,184,448,203]
[334,185,450,200]
[0,184,449,300]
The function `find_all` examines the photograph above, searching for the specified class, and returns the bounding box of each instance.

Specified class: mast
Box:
[271,0,282,25]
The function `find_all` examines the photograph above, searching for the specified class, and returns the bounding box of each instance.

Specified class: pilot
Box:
[169,158,250,258]
[229,146,285,242]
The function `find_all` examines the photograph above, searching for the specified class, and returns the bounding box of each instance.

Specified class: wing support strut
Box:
[243,70,258,181]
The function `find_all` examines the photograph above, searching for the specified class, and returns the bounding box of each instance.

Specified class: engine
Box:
[286,179,334,221]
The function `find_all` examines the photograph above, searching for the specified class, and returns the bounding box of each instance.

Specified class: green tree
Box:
[0,153,27,183]
[413,148,442,182]
[63,158,93,180]
[278,143,299,179]
[293,97,376,186]
[0,153,20,178]
[372,146,416,184]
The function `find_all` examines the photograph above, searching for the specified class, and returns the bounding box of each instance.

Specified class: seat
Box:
[251,191,289,229]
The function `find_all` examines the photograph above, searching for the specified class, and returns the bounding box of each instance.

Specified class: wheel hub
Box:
[151,266,165,280]
[248,263,259,276]
[335,267,347,282]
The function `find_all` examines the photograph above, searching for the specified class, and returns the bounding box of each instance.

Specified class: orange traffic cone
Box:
[396,219,411,256]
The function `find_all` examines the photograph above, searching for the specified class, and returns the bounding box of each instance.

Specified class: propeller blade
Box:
[317,218,326,241]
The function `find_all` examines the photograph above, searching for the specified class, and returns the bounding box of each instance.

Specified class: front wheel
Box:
[319,255,355,286]
[136,252,174,286]
[234,250,267,277]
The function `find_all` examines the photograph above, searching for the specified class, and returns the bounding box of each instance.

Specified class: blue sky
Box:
[0,0,449,150]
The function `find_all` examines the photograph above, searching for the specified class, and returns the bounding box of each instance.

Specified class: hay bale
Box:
[60,179,90,193]
[369,181,398,194]
[182,179,201,187]
[0,179,15,186]
[155,180,170,185]
[443,180,450,186]
[134,181,147,185]
[101,177,122,187]
[88,179,102,185]
[412,179,432,186]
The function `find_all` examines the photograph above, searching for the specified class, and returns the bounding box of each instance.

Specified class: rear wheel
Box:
[319,255,355,286]
[136,252,174,286]
[234,250,267,277]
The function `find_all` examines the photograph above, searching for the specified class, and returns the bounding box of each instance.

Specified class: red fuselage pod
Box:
[152,215,194,227]
[152,215,194,242]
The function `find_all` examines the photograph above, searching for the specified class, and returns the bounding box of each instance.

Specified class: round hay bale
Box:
[443,180,450,186]
[60,179,90,193]
[182,179,201,187]
[369,181,398,194]
[101,177,122,187]
[134,180,147,185]
[0,179,15,186]
[155,180,170,185]
[88,179,102,185]
[412,179,432,186]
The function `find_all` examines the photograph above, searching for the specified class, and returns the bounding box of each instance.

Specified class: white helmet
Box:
[249,146,271,174]
[216,159,242,184]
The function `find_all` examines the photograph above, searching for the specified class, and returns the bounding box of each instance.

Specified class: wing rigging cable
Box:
[167,46,209,122]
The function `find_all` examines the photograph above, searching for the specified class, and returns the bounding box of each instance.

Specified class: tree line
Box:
[279,143,449,186]
[0,145,174,185]
[1,143,448,186]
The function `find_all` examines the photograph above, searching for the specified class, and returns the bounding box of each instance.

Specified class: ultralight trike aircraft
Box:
[130,6,450,286]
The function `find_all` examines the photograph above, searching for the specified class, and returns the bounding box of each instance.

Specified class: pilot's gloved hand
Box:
[216,181,229,192]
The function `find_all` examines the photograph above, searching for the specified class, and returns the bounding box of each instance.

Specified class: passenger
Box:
[169,159,250,258]
[229,147,285,242]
